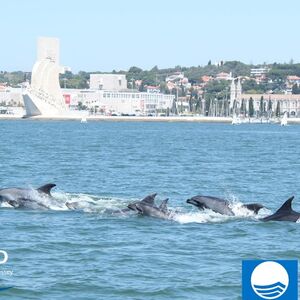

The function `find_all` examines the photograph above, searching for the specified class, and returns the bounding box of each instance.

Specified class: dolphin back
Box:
[262,196,299,222]
[198,196,234,216]
[37,183,56,196]
[243,203,264,214]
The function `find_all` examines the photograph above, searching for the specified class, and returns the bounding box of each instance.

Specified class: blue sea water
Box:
[0,120,299,299]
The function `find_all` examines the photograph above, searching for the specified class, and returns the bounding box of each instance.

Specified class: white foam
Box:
[0,202,14,208]
[229,202,271,219]
[51,192,129,213]
[173,210,231,224]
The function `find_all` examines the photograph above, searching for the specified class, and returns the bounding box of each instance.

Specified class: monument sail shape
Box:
[23,37,68,117]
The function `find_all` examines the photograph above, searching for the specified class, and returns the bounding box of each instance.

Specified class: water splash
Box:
[52,192,130,213]
[173,210,231,224]
[174,197,272,224]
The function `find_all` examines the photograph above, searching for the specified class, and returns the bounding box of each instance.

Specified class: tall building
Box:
[230,77,242,111]
[90,74,127,90]
[23,37,68,117]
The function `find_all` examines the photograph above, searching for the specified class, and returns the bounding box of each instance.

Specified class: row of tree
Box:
[2,61,300,94]
[180,96,282,118]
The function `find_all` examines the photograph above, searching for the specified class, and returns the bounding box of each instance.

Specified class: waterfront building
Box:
[23,37,69,116]
[241,94,300,117]
[0,85,23,106]
[62,88,174,115]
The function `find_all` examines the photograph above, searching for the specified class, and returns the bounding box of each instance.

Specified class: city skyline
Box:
[2,0,300,72]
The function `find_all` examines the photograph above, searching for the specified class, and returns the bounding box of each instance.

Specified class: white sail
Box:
[280,112,288,126]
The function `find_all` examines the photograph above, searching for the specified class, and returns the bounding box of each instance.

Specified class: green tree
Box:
[267,99,272,111]
[249,97,254,117]
[240,99,246,115]
[259,96,264,117]
[275,101,281,117]
[128,66,143,74]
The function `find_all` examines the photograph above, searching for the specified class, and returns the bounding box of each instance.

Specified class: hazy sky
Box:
[2,0,300,72]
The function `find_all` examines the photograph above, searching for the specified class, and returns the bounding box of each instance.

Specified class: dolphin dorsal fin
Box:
[275,196,294,214]
[141,193,157,205]
[37,183,56,196]
[159,198,169,211]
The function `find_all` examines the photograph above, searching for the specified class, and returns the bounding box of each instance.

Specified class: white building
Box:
[90,74,127,90]
[242,94,300,117]
[0,86,24,106]
[63,88,174,115]
[250,67,270,77]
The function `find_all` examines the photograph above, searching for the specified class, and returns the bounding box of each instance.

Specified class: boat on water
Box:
[231,115,241,125]
[280,112,288,126]
[81,117,87,123]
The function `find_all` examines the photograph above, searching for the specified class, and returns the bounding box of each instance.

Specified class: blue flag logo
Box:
[242,260,298,300]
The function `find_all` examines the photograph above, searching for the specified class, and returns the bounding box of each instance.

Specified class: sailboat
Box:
[231,114,241,125]
[280,112,288,126]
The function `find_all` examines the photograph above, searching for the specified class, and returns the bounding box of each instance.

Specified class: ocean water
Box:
[0,120,299,299]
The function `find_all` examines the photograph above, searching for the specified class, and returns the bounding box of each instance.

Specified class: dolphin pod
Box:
[0,183,299,222]
[127,193,174,220]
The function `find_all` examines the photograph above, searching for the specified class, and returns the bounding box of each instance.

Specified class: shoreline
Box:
[1,114,300,124]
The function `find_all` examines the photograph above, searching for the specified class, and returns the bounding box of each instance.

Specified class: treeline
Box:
[0,71,31,87]
[2,61,300,93]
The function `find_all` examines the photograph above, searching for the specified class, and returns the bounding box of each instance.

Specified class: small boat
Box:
[231,114,241,125]
[280,112,288,126]
[80,117,87,123]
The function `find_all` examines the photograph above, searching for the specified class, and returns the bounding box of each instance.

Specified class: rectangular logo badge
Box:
[242,260,298,300]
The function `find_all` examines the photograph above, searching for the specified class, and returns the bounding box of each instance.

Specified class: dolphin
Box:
[127,193,173,220]
[262,196,300,222]
[186,195,264,216]
[0,183,56,209]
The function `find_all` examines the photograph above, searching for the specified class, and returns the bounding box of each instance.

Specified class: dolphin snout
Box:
[128,203,143,214]
[186,198,196,205]
[128,203,140,212]
[127,203,135,210]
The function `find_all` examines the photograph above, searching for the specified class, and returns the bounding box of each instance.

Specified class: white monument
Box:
[229,77,242,111]
[23,37,68,117]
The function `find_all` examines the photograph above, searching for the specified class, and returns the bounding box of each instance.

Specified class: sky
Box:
[1,0,300,72]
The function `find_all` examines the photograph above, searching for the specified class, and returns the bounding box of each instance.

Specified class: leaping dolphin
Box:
[186,195,264,216]
[127,193,173,220]
[0,183,56,209]
[262,196,300,222]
